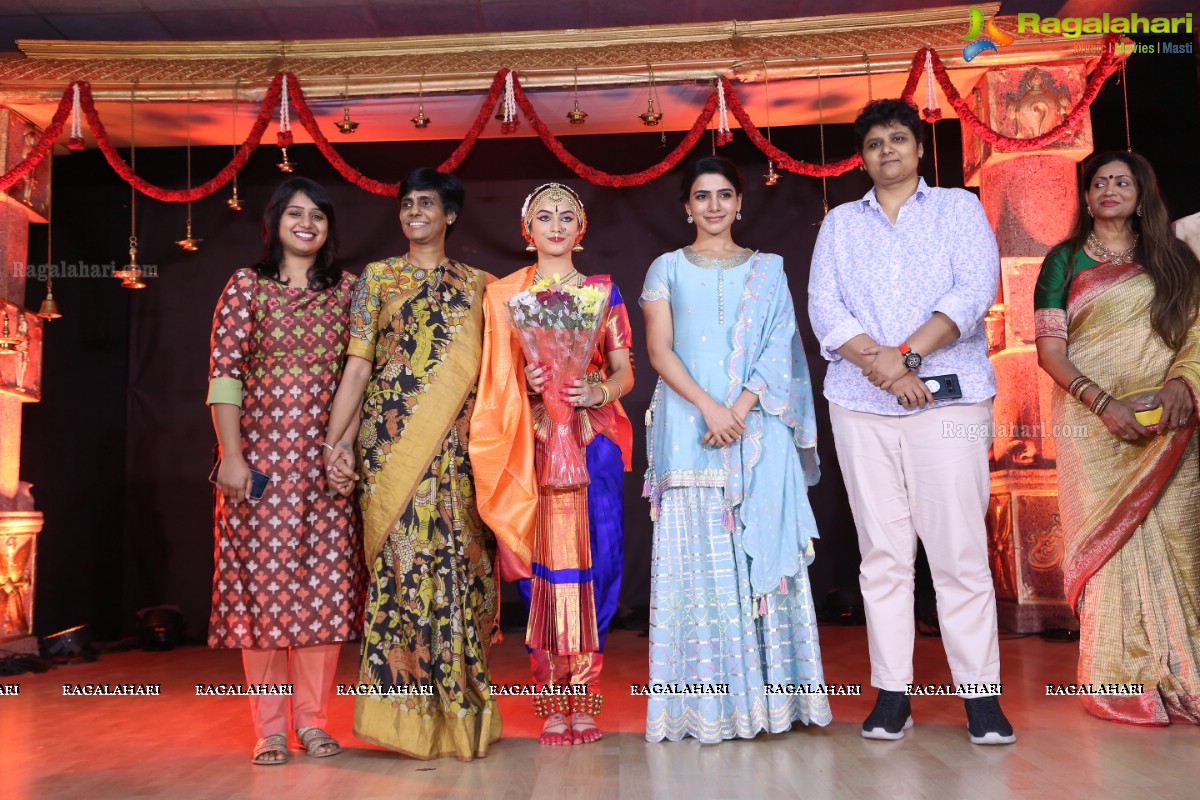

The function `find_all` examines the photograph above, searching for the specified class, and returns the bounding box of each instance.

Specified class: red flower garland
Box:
[78,76,283,202]
[510,72,718,187]
[4,42,1124,200]
[438,69,508,173]
[283,68,509,195]
[0,84,74,194]
[925,35,1120,150]
[285,72,395,196]
[721,77,862,177]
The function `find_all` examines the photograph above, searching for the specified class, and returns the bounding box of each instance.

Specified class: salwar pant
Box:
[241,642,341,737]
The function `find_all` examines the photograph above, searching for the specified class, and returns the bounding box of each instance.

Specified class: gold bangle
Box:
[597,383,611,406]
[607,379,623,402]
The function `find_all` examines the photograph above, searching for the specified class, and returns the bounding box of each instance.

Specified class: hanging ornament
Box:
[68,83,85,150]
[336,76,360,134]
[411,72,432,129]
[114,82,149,288]
[638,65,663,126]
[0,306,23,354]
[921,51,942,186]
[715,79,732,145]
[37,155,62,319]
[566,67,588,125]
[921,50,942,122]
[1120,60,1131,152]
[864,53,874,101]
[227,79,243,211]
[762,63,778,186]
[815,64,830,224]
[176,93,202,252]
[497,70,519,133]
[764,161,779,186]
[121,235,147,288]
[277,74,295,172]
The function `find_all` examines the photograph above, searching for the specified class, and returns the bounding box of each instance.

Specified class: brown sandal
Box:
[252,733,290,765]
[297,726,342,758]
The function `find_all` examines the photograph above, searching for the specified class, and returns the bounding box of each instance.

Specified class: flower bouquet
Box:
[508,274,610,488]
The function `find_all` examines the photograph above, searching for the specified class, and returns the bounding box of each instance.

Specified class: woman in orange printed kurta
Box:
[471,183,634,746]
[208,177,364,765]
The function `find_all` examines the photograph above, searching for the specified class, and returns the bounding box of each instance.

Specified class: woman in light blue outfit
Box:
[641,156,831,743]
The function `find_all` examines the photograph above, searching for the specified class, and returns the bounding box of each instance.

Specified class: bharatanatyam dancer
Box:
[208,176,364,765]
[642,156,832,743]
[1035,150,1200,725]
[471,182,634,746]
[325,168,502,759]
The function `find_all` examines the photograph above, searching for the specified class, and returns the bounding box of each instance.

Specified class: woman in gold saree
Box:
[325,168,501,758]
[1035,151,1200,725]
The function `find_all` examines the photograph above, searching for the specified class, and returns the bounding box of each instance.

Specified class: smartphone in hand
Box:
[209,462,270,500]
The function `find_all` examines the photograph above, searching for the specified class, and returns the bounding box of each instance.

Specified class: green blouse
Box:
[1034,247,1101,310]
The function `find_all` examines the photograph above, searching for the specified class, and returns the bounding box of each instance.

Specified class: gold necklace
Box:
[1086,230,1139,266]
[535,268,579,285]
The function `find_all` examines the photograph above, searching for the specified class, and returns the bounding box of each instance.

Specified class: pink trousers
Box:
[241,643,341,737]
[830,400,1001,694]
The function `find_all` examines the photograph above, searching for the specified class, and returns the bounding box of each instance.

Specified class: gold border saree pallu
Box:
[352,263,503,759]
[1054,260,1200,724]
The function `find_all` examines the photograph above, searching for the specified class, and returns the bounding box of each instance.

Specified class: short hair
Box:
[257,176,340,291]
[853,99,925,152]
[678,155,744,203]
[398,167,465,238]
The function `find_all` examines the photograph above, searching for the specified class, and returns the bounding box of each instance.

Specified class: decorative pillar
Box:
[961,65,1093,633]
[1,106,48,655]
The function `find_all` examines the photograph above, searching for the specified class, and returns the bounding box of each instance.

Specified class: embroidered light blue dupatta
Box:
[723,253,822,600]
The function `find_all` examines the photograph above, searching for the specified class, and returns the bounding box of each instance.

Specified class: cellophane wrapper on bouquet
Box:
[508,275,610,488]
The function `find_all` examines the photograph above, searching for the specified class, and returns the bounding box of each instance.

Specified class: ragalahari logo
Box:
[962,7,1015,61]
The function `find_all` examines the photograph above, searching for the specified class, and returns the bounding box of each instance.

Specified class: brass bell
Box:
[37,292,62,320]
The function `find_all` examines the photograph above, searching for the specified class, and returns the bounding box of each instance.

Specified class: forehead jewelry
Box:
[520,182,588,250]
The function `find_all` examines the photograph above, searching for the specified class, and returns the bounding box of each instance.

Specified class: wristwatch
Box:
[898,342,923,371]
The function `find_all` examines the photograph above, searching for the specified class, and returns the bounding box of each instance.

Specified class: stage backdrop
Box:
[21,47,1200,641]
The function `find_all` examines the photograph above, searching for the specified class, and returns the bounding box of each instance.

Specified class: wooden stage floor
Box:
[1,626,1193,800]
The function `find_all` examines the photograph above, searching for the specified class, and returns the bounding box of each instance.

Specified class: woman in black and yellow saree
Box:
[325,168,501,760]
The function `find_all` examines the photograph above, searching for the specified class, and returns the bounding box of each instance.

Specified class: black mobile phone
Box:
[897,373,963,403]
[209,462,270,500]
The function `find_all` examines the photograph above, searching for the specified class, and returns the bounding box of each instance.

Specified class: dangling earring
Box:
[525,243,537,252]
[1086,206,1093,218]
[572,243,584,252]
[687,214,694,224]
[736,212,742,221]
[1136,203,1143,217]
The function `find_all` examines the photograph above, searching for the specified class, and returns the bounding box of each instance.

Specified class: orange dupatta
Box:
[470,267,539,580]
